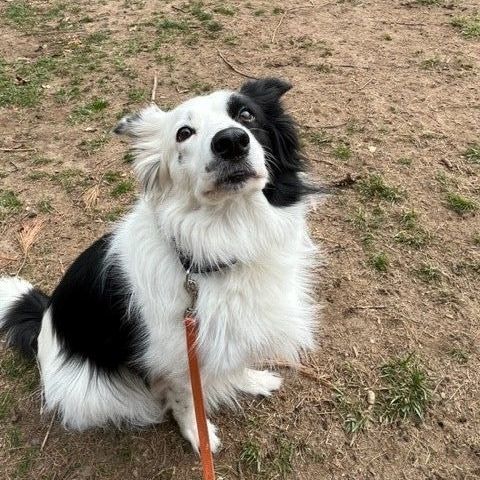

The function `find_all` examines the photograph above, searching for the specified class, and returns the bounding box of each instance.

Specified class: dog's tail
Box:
[0,277,49,359]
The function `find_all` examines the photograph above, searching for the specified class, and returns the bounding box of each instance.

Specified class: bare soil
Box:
[0,1,479,479]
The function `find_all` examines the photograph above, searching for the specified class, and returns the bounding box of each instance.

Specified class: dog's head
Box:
[116,78,311,207]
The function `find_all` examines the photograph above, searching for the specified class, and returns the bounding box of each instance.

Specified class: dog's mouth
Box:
[203,167,266,197]
[218,170,256,187]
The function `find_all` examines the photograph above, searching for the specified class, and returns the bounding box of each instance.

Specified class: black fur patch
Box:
[49,234,147,376]
[0,288,49,359]
[228,77,316,207]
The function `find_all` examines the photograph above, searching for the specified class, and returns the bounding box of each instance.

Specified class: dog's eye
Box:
[238,108,255,123]
[176,126,195,142]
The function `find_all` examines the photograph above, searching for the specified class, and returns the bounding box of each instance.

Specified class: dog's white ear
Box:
[114,104,164,138]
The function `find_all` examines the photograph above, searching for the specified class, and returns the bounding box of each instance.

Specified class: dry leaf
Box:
[17,219,45,256]
[83,184,100,209]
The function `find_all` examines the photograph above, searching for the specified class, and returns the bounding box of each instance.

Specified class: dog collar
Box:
[174,241,237,274]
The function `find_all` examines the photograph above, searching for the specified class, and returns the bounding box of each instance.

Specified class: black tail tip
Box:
[1,288,48,359]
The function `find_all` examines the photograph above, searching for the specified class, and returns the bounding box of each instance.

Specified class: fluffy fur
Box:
[0,78,318,452]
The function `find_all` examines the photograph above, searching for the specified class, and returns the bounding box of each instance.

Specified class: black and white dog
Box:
[0,78,318,452]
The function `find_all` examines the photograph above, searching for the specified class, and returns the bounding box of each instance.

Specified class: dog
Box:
[0,77,318,452]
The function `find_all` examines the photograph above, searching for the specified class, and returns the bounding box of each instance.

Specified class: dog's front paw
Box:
[239,369,283,397]
[180,418,221,454]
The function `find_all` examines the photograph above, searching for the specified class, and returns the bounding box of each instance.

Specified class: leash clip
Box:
[184,271,199,317]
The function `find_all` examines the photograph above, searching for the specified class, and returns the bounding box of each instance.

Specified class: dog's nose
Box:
[211,128,250,160]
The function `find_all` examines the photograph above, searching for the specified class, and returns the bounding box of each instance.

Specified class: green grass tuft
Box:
[447,347,469,364]
[0,391,14,420]
[379,353,431,424]
[213,5,236,15]
[464,143,480,163]
[240,440,263,473]
[332,143,352,160]
[70,98,109,123]
[446,192,478,214]
[111,179,135,198]
[370,252,389,272]
[451,15,480,38]
[416,263,442,283]
[37,198,53,213]
[358,174,403,202]
[0,190,22,212]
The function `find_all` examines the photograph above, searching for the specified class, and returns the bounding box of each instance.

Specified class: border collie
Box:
[0,78,318,452]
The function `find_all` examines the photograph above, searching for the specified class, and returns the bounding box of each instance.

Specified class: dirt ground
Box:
[1,0,479,479]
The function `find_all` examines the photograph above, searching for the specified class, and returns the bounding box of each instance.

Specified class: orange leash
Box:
[184,314,216,480]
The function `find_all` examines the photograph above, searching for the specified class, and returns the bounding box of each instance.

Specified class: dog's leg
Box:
[235,368,283,397]
[166,380,221,454]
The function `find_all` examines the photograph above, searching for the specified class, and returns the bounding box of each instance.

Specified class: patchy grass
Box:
[111,179,135,198]
[394,210,430,248]
[448,347,470,364]
[334,380,370,435]
[213,5,236,15]
[127,88,146,103]
[272,438,295,478]
[397,156,413,166]
[464,143,480,163]
[37,198,53,214]
[51,168,88,192]
[414,0,442,4]
[0,391,14,421]
[78,133,110,155]
[0,190,22,213]
[123,151,135,163]
[0,352,37,393]
[378,354,431,424]
[451,15,480,38]
[0,56,58,107]
[416,263,442,283]
[370,252,389,272]
[307,130,331,147]
[240,440,262,473]
[358,174,403,202]
[4,1,36,28]
[70,98,109,123]
[446,192,478,214]
[332,142,352,160]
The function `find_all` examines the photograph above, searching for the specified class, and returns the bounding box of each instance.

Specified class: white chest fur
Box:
[111,195,317,382]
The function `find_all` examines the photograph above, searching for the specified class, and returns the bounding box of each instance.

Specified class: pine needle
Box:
[16,218,45,275]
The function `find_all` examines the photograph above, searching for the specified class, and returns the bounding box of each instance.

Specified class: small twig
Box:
[302,122,347,130]
[0,147,35,152]
[355,78,373,92]
[349,305,387,310]
[151,73,158,103]
[440,158,454,170]
[316,158,336,167]
[272,361,335,389]
[40,412,56,451]
[217,49,258,79]
[380,21,428,26]
[271,10,288,43]
[334,64,371,70]
[175,85,190,94]
[171,5,189,13]
[271,3,331,43]
[0,254,18,261]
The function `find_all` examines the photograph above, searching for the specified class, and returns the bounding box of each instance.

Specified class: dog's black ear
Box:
[239,77,292,100]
